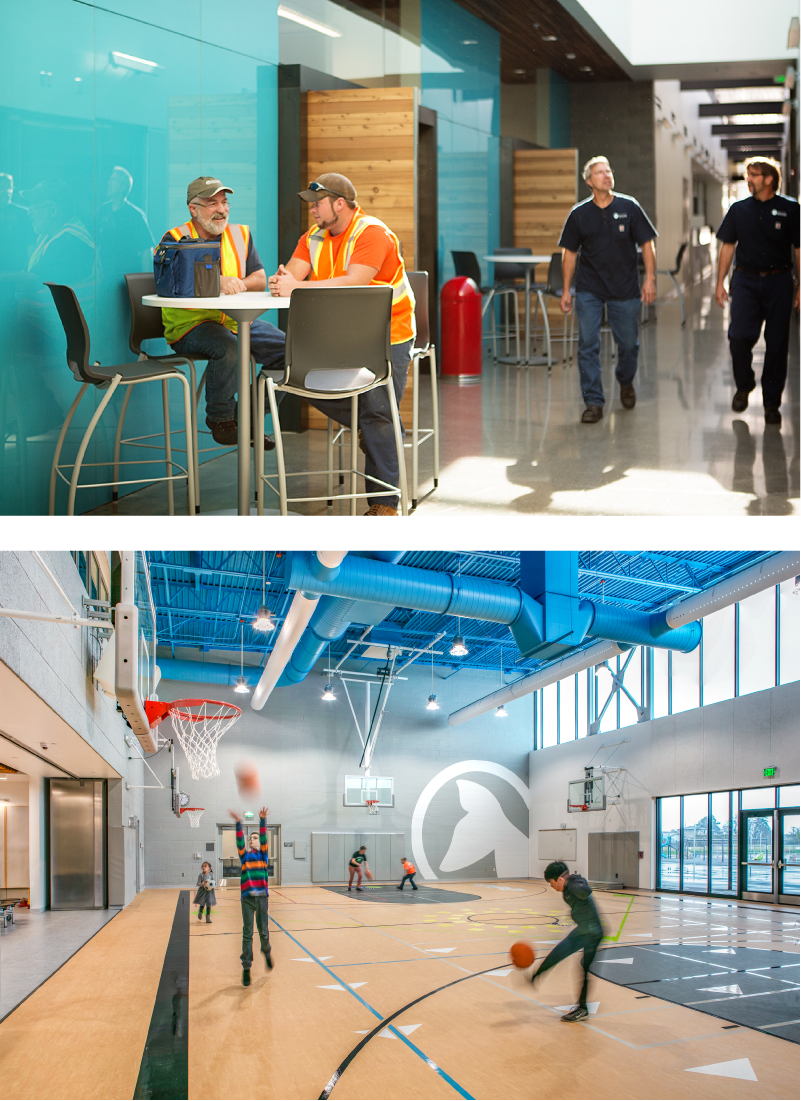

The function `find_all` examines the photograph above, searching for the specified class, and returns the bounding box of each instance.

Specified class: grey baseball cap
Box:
[187,176,234,203]
[298,172,357,202]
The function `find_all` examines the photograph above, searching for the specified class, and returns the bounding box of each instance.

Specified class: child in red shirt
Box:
[397,857,417,891]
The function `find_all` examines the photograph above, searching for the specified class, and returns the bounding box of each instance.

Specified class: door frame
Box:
[740,807,778,904]
[778,807,799,906]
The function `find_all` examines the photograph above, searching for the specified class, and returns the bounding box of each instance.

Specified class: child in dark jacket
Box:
[193,861,216,923]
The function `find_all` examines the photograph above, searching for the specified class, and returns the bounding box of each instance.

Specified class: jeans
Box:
[575,292,641,408]
[240,894,270,968]
[728,269,794,409]
[348,865,364,888]
[532,927,603,1007]
[305,340,413,508]
[172,319,286,422]
[399,873,417,890]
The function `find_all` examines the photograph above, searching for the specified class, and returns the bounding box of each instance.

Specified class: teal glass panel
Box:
[0,0,279,514]
[659,796,680,890]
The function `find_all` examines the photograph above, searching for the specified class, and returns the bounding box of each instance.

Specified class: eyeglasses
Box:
[192,197,230,208]
[308,180,346,199]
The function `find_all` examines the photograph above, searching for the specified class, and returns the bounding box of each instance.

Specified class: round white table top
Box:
[483,255,552,264]
[142,292,291,311]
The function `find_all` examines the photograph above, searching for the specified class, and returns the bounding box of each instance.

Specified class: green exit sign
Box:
[764,767,777,778]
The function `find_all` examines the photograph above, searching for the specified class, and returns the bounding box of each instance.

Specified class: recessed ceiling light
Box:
[462,39,477,45]
[566,53,576,60]
[580,66,593,72]
[513,69,526,74]
[542,34,557,41]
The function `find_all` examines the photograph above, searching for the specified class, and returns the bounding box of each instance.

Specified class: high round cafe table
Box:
[143,293,290,515]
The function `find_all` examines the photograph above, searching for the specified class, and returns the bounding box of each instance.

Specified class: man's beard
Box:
[195,208,228,236]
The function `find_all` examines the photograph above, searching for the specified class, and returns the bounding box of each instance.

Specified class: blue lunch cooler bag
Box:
[154,236,221,297]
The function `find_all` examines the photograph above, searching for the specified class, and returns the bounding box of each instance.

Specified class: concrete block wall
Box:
[143,661,534,887]
[529,681,800,888]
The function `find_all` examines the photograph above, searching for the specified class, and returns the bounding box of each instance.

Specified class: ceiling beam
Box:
[681,77,786,90]
[720,136,786,148]
[699,101,787,117]
[712,122,785,135]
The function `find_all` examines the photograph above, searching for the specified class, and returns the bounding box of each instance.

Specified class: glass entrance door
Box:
[741,811,775,903]
[219,823,280,886]
[778,811,799,904]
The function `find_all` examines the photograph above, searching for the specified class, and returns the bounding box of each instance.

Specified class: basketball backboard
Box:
[116,551,160,753]
[568,775,605,812]
[344,775,394,807]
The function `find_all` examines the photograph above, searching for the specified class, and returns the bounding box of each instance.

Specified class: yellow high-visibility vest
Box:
[161,221,250,344]
[303,206,415,344]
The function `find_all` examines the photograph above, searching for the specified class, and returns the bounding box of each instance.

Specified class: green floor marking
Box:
[602,893,636,942]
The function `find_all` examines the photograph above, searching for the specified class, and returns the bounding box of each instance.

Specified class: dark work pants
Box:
[399,873,417,890]
[728,269,795,409]
[240,894,270,968]
[532,927,603,1007]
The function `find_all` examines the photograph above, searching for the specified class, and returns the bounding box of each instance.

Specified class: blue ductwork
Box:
[284,551,702,670]
[157,658,262,686]
[277,552,406,687]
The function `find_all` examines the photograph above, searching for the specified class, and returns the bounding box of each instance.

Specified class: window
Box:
[659,797,680,890]
[779,785,800,808]
[657,788,742,896]
[682,793,709,893]
[559,676,576,742]
[741,786,775,810]
[710,791,737,895]
[703,605,734,705]
[577,669,588,737]
[672,647,700,714]
[541,682,557,747]
[619,647,641,729]
[653,647,669,718]
[738,587,776,696]
[71,551,109,603]
[779,579,800,686]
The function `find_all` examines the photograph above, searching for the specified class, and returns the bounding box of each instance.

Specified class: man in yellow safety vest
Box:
[269,173,415,516]
[160,176,285,449]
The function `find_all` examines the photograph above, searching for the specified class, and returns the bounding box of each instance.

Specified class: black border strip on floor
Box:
[134,890,190,1100]
[319,965,504,1100]
[0,907,124,1026]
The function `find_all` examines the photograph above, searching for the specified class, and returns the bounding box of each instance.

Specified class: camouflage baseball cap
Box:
[298,172,357,202]
[187,176,234,203]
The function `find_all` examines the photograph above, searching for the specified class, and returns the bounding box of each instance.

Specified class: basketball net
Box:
[181,808,204,828]
[168,698,242,780]
[366,799,379,815]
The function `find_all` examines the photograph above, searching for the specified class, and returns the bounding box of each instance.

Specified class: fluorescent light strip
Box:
[278,5,342,37]
[111,51,161,72]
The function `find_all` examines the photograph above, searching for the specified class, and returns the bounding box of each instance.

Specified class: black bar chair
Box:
[255,286,408,516]
[451,250,519,359]
[45,282,196,515]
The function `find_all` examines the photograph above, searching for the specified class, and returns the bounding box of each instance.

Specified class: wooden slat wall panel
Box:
[513,148,578,257]
[303,87,417,429]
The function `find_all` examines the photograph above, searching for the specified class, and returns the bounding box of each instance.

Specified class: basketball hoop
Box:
[568,804,588,813]
[365,799,380,815]
[167,698,241,780]
[180,807,205,828]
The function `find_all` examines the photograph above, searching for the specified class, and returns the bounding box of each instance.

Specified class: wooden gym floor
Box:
[0,881,797,1100]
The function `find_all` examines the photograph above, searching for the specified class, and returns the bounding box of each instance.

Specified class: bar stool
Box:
[451,250,520,360]
[256,286,407,516]
[45,282,196,515]
[406,271,439,509]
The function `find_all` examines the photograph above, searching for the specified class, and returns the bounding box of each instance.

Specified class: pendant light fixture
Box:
[253,551,274,631]
[449,552,469,656]
[426,646,439,710]
[322,642,336,700]
[495,645,507,716]
[234,621,250,693]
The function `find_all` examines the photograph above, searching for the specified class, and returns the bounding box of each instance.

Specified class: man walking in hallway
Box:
[269,173,415,516]
[230,806,274,986]
[530,861,604,1021]
[715,157,799,426]
[559,157,657,423]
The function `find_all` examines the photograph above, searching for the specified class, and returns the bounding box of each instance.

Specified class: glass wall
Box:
[657,785,799,896]
[534,584,799,749]
[1,0,280,513]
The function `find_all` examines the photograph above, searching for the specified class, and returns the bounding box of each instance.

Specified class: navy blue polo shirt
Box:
[716,194,799,272]
[558,193,657,300]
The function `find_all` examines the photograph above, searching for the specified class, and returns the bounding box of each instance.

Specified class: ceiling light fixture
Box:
[462,39,478,45]
[542,34,557,41]
[450,554,469,657]
[278,5,342,37]
[110,51,162,73]
[322,643,336,700]
[513,68,526,75]
[494,646,508,717]
[234,622,250,693]
[253,552,274,631]
[426,647,439,709]
[566,53,576,60]
[495,705,508,718]
[579,66,593,73]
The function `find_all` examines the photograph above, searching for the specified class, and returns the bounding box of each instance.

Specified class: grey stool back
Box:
[45,282,195,515]
[407,271,439,509]
[256,285,408,516]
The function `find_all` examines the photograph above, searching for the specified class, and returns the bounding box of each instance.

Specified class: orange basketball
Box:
[510,941,535,969]
[234,759,261,798]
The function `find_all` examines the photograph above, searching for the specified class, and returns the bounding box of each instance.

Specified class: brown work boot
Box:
[580,405,603,424]
[206,417,275,451]
[620,384,636,409]
[364,503,399,516]
[731,390,750,413]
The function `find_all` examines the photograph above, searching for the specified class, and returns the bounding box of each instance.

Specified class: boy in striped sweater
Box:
[229,806,274,986]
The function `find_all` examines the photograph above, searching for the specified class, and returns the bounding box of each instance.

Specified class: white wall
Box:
[529,680,799,887]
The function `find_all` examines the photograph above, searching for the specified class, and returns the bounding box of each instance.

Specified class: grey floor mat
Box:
[321,885,481,904]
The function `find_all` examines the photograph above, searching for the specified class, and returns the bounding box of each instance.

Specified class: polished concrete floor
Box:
[88,283,799,517]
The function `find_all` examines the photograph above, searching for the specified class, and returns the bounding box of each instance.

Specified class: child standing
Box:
[228,806,274,987]
[397,857,417,891]
[193,861,216,922]
[348,846,370,891]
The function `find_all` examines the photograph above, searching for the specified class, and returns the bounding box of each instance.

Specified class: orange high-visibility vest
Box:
[302,206,415,345]
[161,221,250,343]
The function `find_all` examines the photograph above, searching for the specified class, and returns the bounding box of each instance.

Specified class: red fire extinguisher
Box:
[440,276,482,381]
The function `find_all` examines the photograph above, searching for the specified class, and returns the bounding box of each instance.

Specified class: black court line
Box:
[134,891,189,1100]
[319,965,504,1100]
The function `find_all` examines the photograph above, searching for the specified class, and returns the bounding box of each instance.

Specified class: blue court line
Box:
[268,914,474,1100]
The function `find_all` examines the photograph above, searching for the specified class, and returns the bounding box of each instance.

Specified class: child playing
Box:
[193,861,216,923]
[228,806,273,986]
[530,861,603,1021]
[397,857,417,891]
[348,846,370,891]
